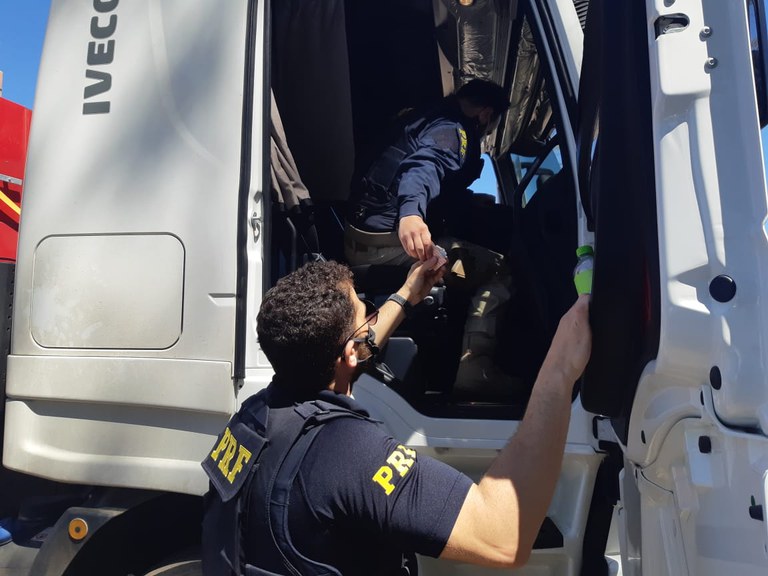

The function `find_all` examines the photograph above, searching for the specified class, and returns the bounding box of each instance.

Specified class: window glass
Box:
[747,0,768,127]
[510,145,563,207]
[763,129,768,182]
[471,153,502,203]
[753,1,768,196]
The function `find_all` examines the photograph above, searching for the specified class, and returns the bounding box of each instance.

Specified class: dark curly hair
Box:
[257,261,355,395]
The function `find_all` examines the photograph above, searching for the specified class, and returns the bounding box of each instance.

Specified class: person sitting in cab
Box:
[345,79,516,395]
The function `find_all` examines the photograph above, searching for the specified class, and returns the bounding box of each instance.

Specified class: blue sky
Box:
[0,1,50,108]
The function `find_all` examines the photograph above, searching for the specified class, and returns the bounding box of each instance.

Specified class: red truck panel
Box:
[0,98,31,262]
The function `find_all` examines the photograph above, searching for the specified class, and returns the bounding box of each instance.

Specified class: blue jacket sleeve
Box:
[396,120,466,221]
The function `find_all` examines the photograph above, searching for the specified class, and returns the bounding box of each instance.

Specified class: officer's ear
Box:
[341,339,357,367]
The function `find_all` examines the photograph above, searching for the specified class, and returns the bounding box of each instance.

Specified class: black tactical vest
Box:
[201,389,371,576]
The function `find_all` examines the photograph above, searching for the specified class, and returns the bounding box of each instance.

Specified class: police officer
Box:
[202,258,592,575]
[345,79,515,395]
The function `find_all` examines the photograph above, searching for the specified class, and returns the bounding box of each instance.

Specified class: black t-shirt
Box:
[286,392,473,574]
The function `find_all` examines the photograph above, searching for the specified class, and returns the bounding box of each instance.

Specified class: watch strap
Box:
[386,293,413,316]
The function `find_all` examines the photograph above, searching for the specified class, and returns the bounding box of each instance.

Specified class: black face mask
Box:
[475,111,501,136]
[348,327,382,384]
[352,326,380,369]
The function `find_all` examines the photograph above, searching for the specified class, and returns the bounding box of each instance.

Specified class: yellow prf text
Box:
[372,444,417,495]
[210,427,253,484]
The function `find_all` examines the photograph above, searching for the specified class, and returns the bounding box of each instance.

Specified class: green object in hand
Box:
[574,245,594,295]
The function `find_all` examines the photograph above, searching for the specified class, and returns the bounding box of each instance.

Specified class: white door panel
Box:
[648,0,768,431]
[4,0,260,493]
[633,390,768,574]
[626,0,768,570]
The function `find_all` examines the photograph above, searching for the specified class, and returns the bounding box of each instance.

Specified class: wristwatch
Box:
[386,293,414,317]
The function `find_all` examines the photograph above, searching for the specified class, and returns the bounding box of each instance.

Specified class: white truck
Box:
[2,0,768,574]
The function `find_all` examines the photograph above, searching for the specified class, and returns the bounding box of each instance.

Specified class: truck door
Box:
[579,0,768,574]
[3,0,266,496]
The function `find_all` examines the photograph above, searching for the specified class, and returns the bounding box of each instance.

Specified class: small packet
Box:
[433,245,448,270]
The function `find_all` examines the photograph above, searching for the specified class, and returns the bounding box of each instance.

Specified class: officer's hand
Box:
[399,256,446,304]
[398,215,434,261]
[541,294,592,386]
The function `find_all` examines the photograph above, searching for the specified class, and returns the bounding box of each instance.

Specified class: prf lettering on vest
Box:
[372,445,417,495]
[210,427,253,484]
[458,128,467,161]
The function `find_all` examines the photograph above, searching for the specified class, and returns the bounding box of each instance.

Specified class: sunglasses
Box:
[338,299,380,361]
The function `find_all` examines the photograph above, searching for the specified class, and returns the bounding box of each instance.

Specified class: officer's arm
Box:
[372,258,445,346]
[396,127,465,260]
[398,215,433,261]
[440,296,592,568]
[397,130,464,220]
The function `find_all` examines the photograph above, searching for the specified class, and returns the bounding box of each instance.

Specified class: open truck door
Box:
[580,0,768,574]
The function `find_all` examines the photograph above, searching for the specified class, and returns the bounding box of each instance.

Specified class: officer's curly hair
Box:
[257,261,355,395]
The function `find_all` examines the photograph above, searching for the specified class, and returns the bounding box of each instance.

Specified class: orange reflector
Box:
[68,518,88,542]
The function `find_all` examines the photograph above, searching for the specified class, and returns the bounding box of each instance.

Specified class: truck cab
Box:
[3,0,768,574]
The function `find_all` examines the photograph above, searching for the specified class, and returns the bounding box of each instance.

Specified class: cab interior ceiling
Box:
[270,0,559,211]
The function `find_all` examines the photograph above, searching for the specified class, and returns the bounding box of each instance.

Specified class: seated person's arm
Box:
[398,215,433,262]
[440,295,592,568]
[396,124,466,261]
